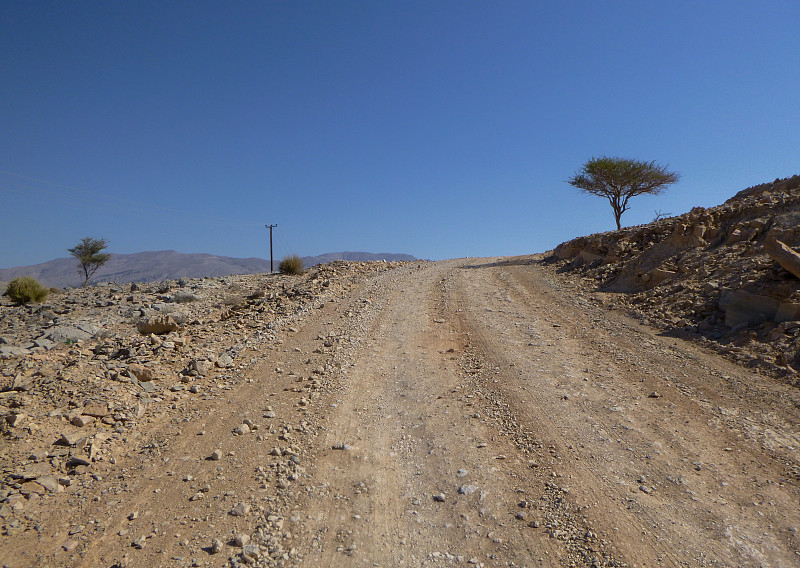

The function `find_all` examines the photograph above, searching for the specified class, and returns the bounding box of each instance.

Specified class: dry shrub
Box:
[5,276,49,304]
[279,255,304,275]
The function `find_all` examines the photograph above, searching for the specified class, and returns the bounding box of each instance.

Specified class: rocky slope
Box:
[546,174,800,381]
[0,260,411,547]
[0,251,417,289]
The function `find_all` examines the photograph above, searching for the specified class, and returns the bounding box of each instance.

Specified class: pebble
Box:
[234,533,250,546]
[209,449,222,460]
[230,502,251,516]
[433,493,446,502]
[242,543,261,559]
[233,423,250,435]
[210,538,223,553]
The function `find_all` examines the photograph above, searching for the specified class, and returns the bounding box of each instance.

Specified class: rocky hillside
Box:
[547,174,800,381]
[0,251,417,289]
[0,260,414,537]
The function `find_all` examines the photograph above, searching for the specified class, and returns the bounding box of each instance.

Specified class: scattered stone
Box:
[233,423,250,435]
[189,359,214,376]
[216,353,235,368]
[71,415,95,427]
[458,485,478,495]
[36,475,62,493]
[56,432,85,446]
[66,456,91,468]
[127,363,155,382]
[5,413,26,427]
[433,493,446,502]
[210,538,224,554]
[209,449,223,461]
[242,543,261,559]
[47,326,92,343]
[234,533,250,547]
[230,502,251,516]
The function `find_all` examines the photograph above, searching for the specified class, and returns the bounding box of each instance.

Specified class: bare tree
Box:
[68,237,111,287]
[568,157,679,230]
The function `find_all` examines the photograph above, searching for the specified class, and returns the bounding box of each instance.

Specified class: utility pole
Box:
[265,224,277,273]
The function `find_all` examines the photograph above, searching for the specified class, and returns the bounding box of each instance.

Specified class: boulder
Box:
[46,326,91,343]
[776,303,800,323]
[764,237,800,280]
[0,345,30,359]
[719,289,780,328]
[189,359,214,376]
[577,250,603,264]
[136,316,179,335]
[127,363,155,382]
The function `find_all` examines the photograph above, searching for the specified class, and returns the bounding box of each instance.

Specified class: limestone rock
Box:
[230,502,251,516]
[216,353,235,368]
[189,359,214,376]
[764,236,800,280]
[46,326,92,343]
[719,289,779,328]
[136,315,179,335]
[127,363,154,382]
[0,345,30,358]
[776,303,800,323]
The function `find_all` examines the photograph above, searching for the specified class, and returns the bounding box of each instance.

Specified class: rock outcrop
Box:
[547,174,800,379]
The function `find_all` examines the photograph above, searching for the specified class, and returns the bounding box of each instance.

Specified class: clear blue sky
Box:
[2,1,798,268]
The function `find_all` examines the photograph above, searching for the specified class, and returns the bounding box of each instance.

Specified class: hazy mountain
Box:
[0,250,417,288]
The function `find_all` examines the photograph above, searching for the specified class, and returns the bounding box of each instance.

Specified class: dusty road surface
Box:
[4,258,800,568]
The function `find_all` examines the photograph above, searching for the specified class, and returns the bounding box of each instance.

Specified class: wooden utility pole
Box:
[265,224,277,272]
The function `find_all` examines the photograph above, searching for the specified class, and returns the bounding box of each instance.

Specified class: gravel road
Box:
[5,257,799,568]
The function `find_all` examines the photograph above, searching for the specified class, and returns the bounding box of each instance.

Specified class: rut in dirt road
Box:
[293,258,800,568]
[295,261,623,568]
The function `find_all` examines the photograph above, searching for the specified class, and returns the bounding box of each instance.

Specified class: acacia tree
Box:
[68,237,111,287]
[568,157,679,230]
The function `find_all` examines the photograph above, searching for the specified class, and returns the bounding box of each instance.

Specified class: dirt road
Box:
[6,258,800,567]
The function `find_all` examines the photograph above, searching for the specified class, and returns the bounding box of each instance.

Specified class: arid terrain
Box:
[2,177,800,568]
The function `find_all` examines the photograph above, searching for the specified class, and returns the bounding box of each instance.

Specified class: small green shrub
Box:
[5,276,49,304]
[279,254,304,275]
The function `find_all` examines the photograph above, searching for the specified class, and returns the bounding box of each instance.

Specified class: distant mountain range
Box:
[0,250,417,288]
